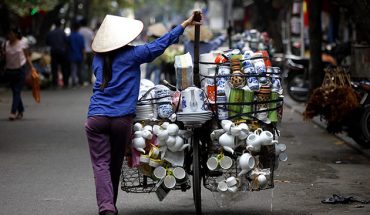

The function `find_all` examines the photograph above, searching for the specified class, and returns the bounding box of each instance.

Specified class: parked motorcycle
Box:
[285,42,351,103]
[285,56,310,102]
[347,80,370,148]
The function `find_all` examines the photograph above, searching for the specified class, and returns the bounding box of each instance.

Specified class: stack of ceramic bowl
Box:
[136,105,155,121]
[177,111,213,125]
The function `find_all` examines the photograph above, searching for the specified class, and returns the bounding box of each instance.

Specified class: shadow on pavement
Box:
[118,208,304,215]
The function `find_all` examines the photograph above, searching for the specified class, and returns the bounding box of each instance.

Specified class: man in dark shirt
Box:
[68,21,85,87]
[46,20,69,88]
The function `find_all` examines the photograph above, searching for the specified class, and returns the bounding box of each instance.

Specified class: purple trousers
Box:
[85,115,133,213]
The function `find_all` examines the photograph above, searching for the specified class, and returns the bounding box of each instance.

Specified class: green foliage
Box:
[5,0,60,16]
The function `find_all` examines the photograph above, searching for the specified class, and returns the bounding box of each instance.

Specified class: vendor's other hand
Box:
[182,10,203,28]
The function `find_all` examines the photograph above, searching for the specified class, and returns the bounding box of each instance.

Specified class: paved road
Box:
[0,88,369,215]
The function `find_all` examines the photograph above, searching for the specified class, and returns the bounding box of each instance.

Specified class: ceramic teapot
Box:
[132,131,146,154]
[218,133,236,154]
[168,136,190,152]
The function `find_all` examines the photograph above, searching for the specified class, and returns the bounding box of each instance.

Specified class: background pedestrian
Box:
[46,20,69,88]
[68,21,85,87]
[79,18,94,85]
[3,27,34,120]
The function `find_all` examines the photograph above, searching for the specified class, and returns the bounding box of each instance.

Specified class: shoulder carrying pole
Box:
[193,11,202,88]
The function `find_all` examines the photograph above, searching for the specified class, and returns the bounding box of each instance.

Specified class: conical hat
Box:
[147,23,167,37]
[92,15,144,53]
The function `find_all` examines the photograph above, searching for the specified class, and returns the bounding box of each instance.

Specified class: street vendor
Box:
[85,12,202,215]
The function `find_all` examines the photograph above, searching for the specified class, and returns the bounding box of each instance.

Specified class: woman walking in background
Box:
[4,27,34,120]
[85,12,201,215]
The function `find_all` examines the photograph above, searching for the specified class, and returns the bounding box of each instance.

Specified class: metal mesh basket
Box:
[121,160,191,193]
[203,145,276,193]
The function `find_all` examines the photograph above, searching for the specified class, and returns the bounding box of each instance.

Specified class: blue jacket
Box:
[68,31,85,62]
[88,25,184,117]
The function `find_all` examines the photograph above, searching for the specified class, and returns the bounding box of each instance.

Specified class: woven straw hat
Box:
[185,25,213,42]
[147,23,167,37]
[92,14,144,53]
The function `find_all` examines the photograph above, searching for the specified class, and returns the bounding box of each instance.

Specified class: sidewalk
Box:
[283,94,370,159]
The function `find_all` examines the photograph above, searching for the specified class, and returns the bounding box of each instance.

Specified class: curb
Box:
[283,95,370,160]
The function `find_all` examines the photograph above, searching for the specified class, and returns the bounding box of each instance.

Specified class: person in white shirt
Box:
[4,27,34,120]
[79,18,94,84]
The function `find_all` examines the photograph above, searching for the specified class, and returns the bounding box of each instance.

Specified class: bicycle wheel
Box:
[192,133,202,215]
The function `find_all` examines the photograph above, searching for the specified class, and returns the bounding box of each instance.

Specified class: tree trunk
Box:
[308,0,323,92]
[37,3,66,46]
[0,2,11,36]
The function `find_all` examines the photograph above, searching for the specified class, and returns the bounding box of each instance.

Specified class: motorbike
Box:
[285,56,310,102]
[284,42,351,103]
[346,80,370,148]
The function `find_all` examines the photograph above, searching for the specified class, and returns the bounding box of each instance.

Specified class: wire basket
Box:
[203,145,276,193]
[121,160,191,193]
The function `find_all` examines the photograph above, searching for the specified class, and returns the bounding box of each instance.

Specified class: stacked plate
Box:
[136,104,155,121]
[177,111,213,125]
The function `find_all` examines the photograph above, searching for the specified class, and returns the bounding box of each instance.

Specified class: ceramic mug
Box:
[221,120,234,133]
[217,181,228,192]
[226,176,240,187]
[206,156,219,171]
[164,175,176,189]
[173,167,187,184]
[216,66,230,95]
[216,95,228,120]
[279,152,288,162]
[153,166,166,180]
[275,143,287,155]
[219,156,233,170]
[207,155,233,171]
